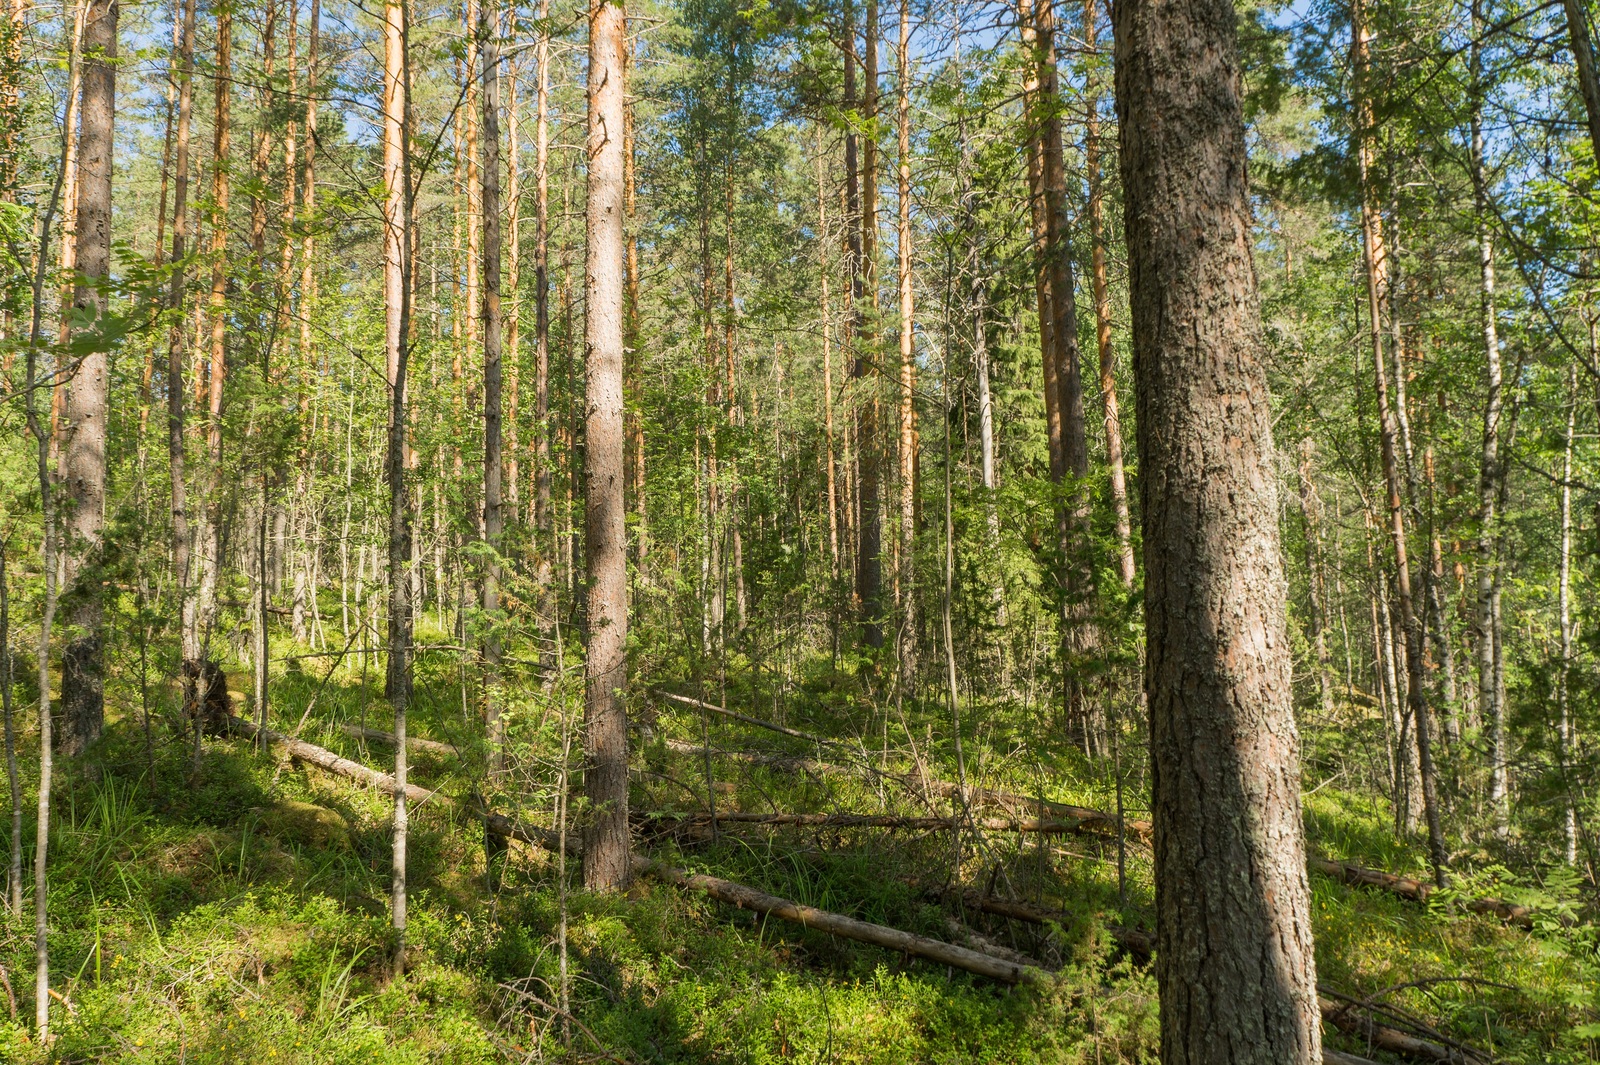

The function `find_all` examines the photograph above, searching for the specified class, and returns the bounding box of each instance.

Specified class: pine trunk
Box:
[582,0,631,891]
[59,0,117,757]
[1112,0,1323,1053]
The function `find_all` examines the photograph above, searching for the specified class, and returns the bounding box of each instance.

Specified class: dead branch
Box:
[648,809,1104,835]
[630,853,1053,987]
[226,716,438,805]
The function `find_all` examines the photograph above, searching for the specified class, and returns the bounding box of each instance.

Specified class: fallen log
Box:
[483,809,1484,1055]
[338,723,458,757]
[653,810,1103,835]
[1309,856,1540,928]
[630,853,1053,987]
[662,733,1540,928]
[226,717,438,805]
[1319,993,1486,1064]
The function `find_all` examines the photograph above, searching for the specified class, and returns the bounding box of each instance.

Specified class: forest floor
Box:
[0,622,1595,1063]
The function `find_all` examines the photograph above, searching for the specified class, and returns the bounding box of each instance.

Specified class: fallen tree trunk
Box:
[661,731,1537,927]
[339,723,458,757]
[653,810,1105,835]
[629,853,1052,987]
[226,717,437,805]
[1319,994,1486,1064]
[1309,856,1539,928]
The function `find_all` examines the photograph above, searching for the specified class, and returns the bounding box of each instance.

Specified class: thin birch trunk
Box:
[381,0,413,974]
[1470,1,1509,836]
[1556,365,1579,865]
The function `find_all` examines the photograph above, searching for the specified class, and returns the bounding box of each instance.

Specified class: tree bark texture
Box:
[480,0,505,771]
[583,0,631,891]
[1112,0,1323,1054]
[59,0,117,757]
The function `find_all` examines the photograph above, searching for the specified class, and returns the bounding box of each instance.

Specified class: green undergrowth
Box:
[0,638,1592,1062]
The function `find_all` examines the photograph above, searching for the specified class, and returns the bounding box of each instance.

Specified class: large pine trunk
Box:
[59,0,117,756]
[582,0,631,891]
[1112,0,1322,1056]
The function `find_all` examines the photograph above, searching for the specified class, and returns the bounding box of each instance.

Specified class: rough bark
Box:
[480,0,504,772]
[532,0,554,656]
[1112,0,1323,1054]
[59,0,117,757]
[854,0,884,650]
[582,0,631,891]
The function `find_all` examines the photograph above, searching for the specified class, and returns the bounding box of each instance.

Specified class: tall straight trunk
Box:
[22,144,65,1038]
[465,0,481,355]
[624,27,646,563]
[583,0,630,891]
[699,179,723,645]
[855,0,883,650]
[1296,439,1334,716]
[380,0,413,973]
[1423,446,1459,741]
[895,0,916,686]
[59,0,117,757]
[723,164,746,632]
[840,4,860,592]
[1556,365,1579,865]
[1353,0,1446,877]
[194,2,232,689]
[168,0,197,678]
[250,0,276,302]
[1382,573,1422,831]
[0,550,18,916]
[0,0,21,200]
[1470,3,1508,836]
[1084,0,1134,589]
[1562,0,1600,163]
[506,58,522,524]
[276,0,297,348]
[300,0,319,373]
[1035,0,1097,735]
[1112,0,1322,1053]
[480,0,504,771]
[816,125,840,578]
[1018,0,1063,486]
[52,0,88,371]
[533,0,552,582]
